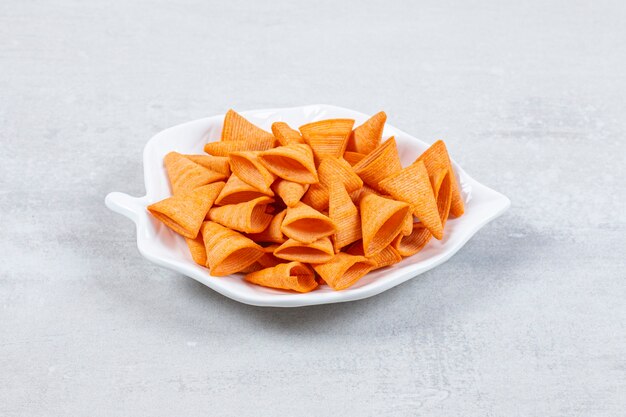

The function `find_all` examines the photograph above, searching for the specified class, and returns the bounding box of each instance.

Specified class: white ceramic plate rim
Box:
[105,104,510,307]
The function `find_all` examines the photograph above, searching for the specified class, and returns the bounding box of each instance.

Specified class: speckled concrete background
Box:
[1,1,625,416]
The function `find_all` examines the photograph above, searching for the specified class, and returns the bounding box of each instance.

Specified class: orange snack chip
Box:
[299,118,355,162]
[349,183,386,205]
[301,157,362,211]
[209,196,274,234]
[346,240,402,270]
[147,182,225,239]
[245,262,317,293]
[359,192,410,256]
[200,221,265,276]
[271,121,305,146]
[353,137,403,192]
[229,151,276,193]
[400,212,414,236]
[246,208,287,244]
[392,222,432,257]
[241,245,284,274]
[239,262,264,274]
[312,253,374,290]
[273,237,334,263]
[281,201,336,244]
[259,143,318,184]
[328,178,362,252]
[343,151,366,166]
[184,154,231,177]
[245,262,317,292]
[416,140,464,217]
[215,174,273,206]
[262,246,284,269]
[220,109,276,144]
[185,234,207,266]
[272,179,309,207]
[164,151,223,194]
[346,111,387,155]
[371,245,403,269]
[433,168,452,229]
[379,159,443,240]
[203,139,275,157]
[300,183,328,212]
[319,157,363,194]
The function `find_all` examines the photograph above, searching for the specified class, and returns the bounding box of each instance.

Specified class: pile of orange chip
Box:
[147,110,465,292]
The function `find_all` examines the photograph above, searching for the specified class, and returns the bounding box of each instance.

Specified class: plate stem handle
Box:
[105,192,146,224]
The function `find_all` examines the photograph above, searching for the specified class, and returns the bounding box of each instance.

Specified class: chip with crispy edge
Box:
[229,151,276,193]
[148,182,225,239]
[392,222,432,257]
[433,168,452,230]
[164,152,222,194]
[379,159,443,240]
[299,118,355,162]
[177,155,228,182]
[343,151,366,166]
[346,240,402,270]
[346,111,387,155]
[301,157,362,211]
[300,183,327,211]
[312,253,375,290]
[246,208,287,244]
[259,143,318,184]
[220,109,276,143]
[319,157,363,193]
[184,154,231,177]
[273,237,334,263]
[201,221,265,276]
[416,140,464,217]
[400,212,414,236]
[352,137,403,192]
[281,201,337,244]
[329,178,362,252]
[185,234,207,266]
[349,183,386,205]
[203,138,276,157]
[359,192,411,257]
[271,121,305,146]
[208,196,274,234]
[215,174,273,206]
[240,245,284,273]
[271,179,309,208]
[245,262,317,293]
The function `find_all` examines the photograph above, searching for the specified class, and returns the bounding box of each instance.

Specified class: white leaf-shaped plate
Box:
[105,105,510,307]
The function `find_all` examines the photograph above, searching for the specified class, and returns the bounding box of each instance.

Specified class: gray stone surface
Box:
[1,0,625,415]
